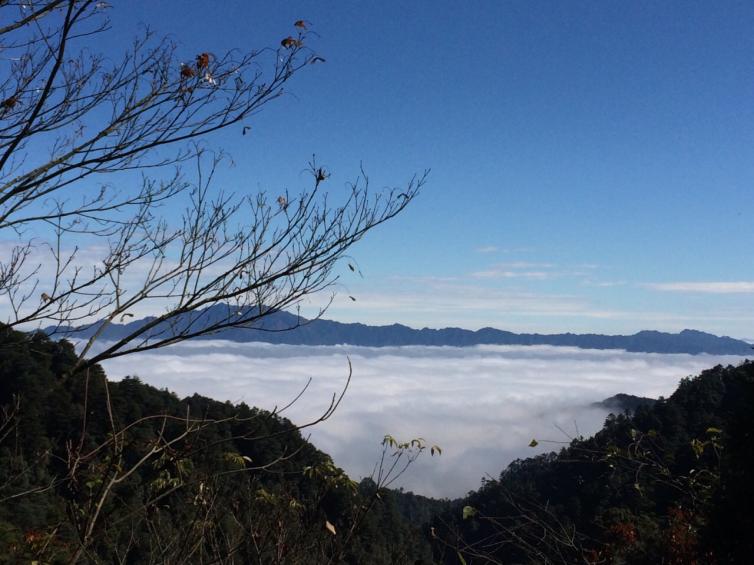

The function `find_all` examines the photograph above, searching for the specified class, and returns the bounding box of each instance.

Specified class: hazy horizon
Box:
[46,300,754,340]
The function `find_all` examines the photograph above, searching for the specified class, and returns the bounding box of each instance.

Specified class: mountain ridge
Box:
[44,304,753,355]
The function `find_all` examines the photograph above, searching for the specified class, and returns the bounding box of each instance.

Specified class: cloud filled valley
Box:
[97,341,746,498]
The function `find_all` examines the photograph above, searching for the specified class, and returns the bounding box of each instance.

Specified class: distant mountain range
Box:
[45,304,753,355]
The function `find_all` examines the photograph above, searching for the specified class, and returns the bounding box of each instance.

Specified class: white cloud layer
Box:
[645,281,754,294]
[96,341,745,498]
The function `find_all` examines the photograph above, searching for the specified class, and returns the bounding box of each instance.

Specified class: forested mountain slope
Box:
[3,323,752,563]
[432,361,754,564]
[0,326,436,563]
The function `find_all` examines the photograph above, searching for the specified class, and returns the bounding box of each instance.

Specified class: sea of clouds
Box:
[95,341,746,498]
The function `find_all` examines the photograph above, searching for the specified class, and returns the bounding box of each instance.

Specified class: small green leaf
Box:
[528,438,538,448]
[457,551,467,565]
[223,452,246,467]
[462,505,477,520]
[691,438,705,458]
[382,434,396,448]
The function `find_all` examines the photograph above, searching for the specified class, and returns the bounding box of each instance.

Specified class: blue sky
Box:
[103,2,754,337]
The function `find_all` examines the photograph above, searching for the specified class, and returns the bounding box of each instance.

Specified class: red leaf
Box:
[281,36,303,49]
[196,52,210,70]
[180,64,196,79]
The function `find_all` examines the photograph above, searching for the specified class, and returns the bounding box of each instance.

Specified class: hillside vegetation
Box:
[0,327,435,563]
[432,362,754,564]
[1,324,752,563]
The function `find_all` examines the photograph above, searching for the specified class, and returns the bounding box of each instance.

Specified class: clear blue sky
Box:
[109,1,754,338]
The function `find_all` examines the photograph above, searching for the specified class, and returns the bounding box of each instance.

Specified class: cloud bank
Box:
[96,341,745,498]
[644,281,754,294]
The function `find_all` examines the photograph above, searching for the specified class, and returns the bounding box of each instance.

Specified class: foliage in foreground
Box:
[2,322,753,564]
[432,360,754,564]
[0,326,434,564]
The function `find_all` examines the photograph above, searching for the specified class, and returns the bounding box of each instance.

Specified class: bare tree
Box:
[0,1,426,370]
[0,4,428,561]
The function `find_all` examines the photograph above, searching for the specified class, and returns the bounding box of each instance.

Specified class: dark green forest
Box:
[1,324,752,563]
[431,362,754,564]
[0,326,436,564]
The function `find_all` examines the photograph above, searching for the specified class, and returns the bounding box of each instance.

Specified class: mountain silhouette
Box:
[45,304,753,355]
